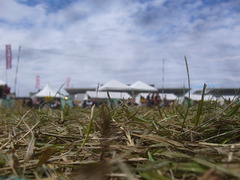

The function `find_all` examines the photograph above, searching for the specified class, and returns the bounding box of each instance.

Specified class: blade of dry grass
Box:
[23,120,35,163]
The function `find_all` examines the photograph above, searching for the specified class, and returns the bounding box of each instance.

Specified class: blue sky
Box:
[0,0,239,96]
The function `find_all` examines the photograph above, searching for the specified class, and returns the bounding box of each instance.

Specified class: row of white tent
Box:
[186,94,237,102]
[79,79,236,103]
[31,84,177,105]
[81,91,237,104]
[33,83,240,104]
[81,92,236,103]
[74,79,174,104]
[29,80,239,101]
[0,78,236,103]
[75,91,177,105]
[32,80,158,99]
[30,79,157,98]
[98,79,158,92]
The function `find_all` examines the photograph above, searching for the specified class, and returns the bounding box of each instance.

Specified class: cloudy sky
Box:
[0,0,239,96]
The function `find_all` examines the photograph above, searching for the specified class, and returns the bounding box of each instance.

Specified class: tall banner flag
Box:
[6,45,12,69]
[66,77,71,89]
[36,75,40,89]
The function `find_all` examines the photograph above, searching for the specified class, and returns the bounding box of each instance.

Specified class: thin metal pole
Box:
[14,46,21,96]
[162,59,164,104]
[5,45,7,84]
[5,69,7,84]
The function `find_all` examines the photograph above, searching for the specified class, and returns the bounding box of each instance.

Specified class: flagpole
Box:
[5,45,7,84]
[14,45,21,96]
[5,67,7,84]
[162,59,164,105]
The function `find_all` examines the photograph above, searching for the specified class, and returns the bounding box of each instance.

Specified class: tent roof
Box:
[0,80,6,86]
[99,79,132,91]
[84,91,131,100]
[34,84,63,98]
[130,81,157,92]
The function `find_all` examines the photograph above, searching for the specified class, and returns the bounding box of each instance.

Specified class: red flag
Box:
[36,75,40,89]
[6,45,12,69]
[66,77,71,89]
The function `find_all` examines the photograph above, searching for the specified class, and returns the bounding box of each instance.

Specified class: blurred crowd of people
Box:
[0,84,14,108]
[0,84,11,100]
[146,93,169,107]
[22,98,62,109]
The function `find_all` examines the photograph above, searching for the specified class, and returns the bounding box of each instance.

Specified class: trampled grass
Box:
[0,99,240,180]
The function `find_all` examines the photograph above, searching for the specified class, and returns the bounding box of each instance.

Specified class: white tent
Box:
[0,80,6,86]
[74,93,86,101]
[185,94,217,101]
[135,93,149,105]
[34,84,63,98]
[159,93,177,101]
[84,91,131,100]
[99,79,132,91]
[130,81,157,92]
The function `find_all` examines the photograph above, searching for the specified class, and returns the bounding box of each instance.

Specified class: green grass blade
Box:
[195,83,207,126]
[193,157,240,178]
[139,171,170,180]
[225,103,240,117]
[147,151,155,162]
[81,104,95,147]
[107,91,114,110]
[182,56,191,129]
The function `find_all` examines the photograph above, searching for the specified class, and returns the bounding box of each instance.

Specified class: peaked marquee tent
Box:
[33,84,63,98]
[130,81,157,92]
[99,79,132,92]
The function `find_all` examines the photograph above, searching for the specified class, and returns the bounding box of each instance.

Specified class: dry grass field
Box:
[0,98,240,180]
